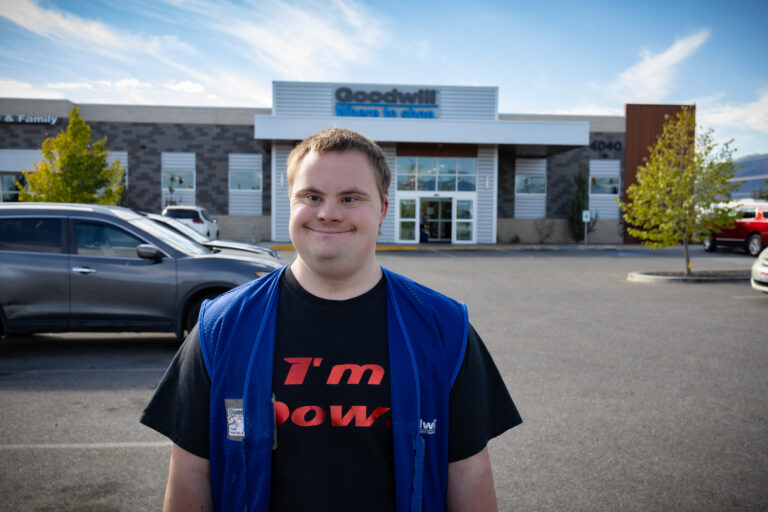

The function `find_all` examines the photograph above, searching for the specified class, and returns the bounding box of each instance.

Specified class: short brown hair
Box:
[286,127,391,202]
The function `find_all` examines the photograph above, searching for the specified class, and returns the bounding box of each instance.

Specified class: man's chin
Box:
[300,243,343,262]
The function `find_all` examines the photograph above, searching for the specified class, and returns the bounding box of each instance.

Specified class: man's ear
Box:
[380,195,389,222]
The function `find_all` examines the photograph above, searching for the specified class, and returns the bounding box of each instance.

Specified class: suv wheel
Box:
[703,237,717,252]
[747,234,763,257]
[184,291,223,335]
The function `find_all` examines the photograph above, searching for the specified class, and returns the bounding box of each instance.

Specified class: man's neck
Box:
[289,256,383,300]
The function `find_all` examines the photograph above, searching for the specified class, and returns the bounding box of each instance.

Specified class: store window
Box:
[161,153,196,207]
[397,157,477,192]
[229,153,262,215]
[161,169,194,191]
[590,176,620,194]
[0,173,24,202]
[588,159,621,220]
[396,157,418,191]
[515,175,546,194]
[229,170,261,191]
[514,158,547,219]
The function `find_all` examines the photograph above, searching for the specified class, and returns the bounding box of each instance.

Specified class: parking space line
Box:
[0,441,172,450]
[3,367,168,375]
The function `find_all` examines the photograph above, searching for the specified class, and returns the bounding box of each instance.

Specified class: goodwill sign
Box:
[334,87,438,119]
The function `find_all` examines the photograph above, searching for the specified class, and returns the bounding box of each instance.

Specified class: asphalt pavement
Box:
[0,245,765,511]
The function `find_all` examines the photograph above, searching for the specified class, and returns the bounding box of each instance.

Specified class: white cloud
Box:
[97,78,153,90]
[47,82,94,90]
[548,104,624,117]
[594,29,710,103]
[694,90,768,157]
[0,0,194,61]
[1,75,266,107]
[1,0,387,103]
[697,90,768,134]
[199,0,386,79]
[0,79,65,99]
[164,81,205,95]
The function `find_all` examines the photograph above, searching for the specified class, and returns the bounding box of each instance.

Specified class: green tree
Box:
[568,167,597,242]
[619,106,739,275]
[18,106,124,204]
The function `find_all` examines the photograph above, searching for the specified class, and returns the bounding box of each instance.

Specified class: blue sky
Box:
[1,0,766,157]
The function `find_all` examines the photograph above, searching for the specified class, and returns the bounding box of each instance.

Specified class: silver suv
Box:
[0,203,283,339]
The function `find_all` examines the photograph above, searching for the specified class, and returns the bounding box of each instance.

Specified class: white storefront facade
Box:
[257,81,589,244]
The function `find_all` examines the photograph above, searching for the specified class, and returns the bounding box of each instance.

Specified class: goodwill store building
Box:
[2,81,664,245]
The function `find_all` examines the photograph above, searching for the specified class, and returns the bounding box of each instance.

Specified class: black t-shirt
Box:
[141,268,521,510]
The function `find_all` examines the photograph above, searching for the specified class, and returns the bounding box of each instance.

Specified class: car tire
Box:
[746,234,763,257]
[703,237,717,252]
[184,291,221,335]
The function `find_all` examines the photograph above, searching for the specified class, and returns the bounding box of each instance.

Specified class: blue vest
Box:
[199,267,469,512]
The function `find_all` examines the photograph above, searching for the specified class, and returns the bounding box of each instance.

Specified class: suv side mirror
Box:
[137,244,165,261]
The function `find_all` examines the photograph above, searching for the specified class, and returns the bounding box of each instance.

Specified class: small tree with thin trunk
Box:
[19,106,124,204]
[619,106,739,275]
[568,167,598,242]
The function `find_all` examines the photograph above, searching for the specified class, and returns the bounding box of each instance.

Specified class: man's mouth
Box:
[307,226,352,235]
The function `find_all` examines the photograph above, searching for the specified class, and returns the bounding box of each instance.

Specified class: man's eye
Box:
[307,194,320,202]
[342,196,357,203]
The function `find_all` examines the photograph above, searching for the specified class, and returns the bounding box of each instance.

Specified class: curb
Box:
[269,244,625,252]
[627,270,751,283]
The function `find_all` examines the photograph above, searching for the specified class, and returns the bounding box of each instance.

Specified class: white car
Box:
[751,247,768,294]
[162,206,219,239]
[147,213,279,259]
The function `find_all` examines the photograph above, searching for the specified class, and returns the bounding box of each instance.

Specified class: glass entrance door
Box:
[419,198,452,243]
[396,198,418,243]
[396,195,476,244]
[453,197,475,243]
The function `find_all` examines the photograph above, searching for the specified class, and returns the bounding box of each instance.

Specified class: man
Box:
[141,127,521,511]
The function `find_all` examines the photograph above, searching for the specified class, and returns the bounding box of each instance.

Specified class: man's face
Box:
[289,150,388,280]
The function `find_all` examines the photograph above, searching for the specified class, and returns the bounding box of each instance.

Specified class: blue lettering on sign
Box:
[334,87,438,120]
[400,107,435,119]
[335,104,380,117]
[335,103,436,118]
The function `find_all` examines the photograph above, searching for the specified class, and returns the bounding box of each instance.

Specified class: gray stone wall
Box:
[0,119,270,215]
[547,131,625,218]
[497,148,516,218]
[497,131,625,220]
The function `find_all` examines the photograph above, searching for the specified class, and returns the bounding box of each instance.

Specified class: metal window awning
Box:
[254,116,589,146]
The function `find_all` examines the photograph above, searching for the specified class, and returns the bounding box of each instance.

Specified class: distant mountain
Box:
[734,153,768,178]
[732,154,768,199]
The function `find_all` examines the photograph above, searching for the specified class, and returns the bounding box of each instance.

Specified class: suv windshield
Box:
[129,217,209,255]
[157,218,209,243]
[199,208,213,222]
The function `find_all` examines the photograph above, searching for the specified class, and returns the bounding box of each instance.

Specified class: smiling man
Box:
[141,127,521,511]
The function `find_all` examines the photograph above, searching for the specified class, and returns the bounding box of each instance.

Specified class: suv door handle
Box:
[72,267,96,274]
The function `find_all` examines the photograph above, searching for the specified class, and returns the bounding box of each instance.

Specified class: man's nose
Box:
[316,200,343,221]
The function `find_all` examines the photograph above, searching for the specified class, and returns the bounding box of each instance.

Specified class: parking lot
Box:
[0,246,766,511]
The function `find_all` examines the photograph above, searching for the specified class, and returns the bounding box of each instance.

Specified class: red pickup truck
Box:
[704,202,768,256]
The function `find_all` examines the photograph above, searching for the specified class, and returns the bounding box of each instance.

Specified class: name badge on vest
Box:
[225,398,244,441]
